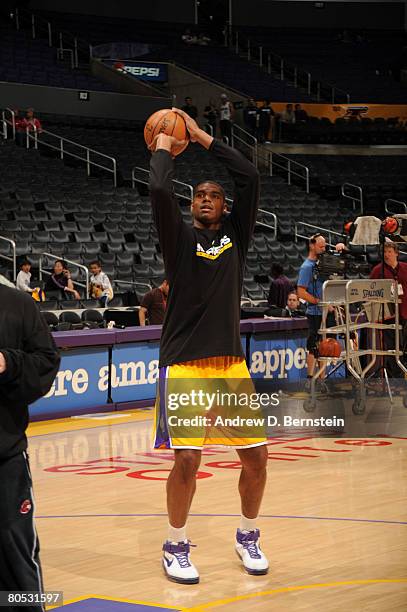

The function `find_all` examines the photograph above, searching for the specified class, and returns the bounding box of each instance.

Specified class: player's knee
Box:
[174,450,201,480]
[239,446,268,472]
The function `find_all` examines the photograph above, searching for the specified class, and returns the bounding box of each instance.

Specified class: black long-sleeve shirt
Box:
[0,286,60,459]
[150,139,260,367]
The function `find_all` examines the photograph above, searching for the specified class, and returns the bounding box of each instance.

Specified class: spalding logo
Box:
[20,499,32,515]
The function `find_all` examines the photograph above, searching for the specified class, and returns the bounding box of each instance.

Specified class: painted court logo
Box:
[196,235,232,260]
[20,499,32,515]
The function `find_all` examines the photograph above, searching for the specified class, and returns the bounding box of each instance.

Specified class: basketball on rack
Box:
[318,338,342,358]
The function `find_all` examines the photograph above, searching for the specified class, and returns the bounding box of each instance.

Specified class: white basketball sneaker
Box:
[235,529,269,575]
[162,540,199,584]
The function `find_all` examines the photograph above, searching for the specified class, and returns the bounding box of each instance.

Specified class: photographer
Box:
[297,234,327,377]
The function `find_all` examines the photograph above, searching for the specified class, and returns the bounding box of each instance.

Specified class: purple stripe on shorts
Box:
[153,366,171,449]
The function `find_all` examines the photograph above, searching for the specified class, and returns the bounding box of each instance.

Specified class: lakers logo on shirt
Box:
[196,235,233,260]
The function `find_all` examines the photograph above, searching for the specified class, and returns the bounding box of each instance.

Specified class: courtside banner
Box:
[249,333,307,382]
[29,348,109,418]
[106,60,168,82]
[110,342,160,403]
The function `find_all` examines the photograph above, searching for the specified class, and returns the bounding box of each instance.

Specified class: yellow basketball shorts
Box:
[153,356,268,450]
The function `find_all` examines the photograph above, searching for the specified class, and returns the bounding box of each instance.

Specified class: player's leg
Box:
[162,449,201,584]
[236,445,268,517]
[306,314,318,376]
[234,445,269,575]
[306,314,327,383]
[0,453,45,612]
[167,449,201,527]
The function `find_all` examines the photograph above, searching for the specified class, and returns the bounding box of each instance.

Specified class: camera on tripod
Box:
[314,251,370,281]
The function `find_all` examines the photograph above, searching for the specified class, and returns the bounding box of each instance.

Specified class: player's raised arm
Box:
[149,133,185,279]
[210,141,260,250]
[173,108,260,252]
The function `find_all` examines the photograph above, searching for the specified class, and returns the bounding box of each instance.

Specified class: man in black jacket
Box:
[0,285,60,611]
[149,108,269,584]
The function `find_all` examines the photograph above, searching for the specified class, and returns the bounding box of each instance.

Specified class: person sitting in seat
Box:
[268,263,293,309]
[44,260,80,300]
[89,260,113,307]
[282,291,306,317]
[16,259,35,294]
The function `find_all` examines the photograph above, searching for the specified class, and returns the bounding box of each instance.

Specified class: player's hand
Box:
[172,107,200,141]
[0,352,6,374]
[172,108,213,150]
[335,242,346,252]
[148,133,186,156]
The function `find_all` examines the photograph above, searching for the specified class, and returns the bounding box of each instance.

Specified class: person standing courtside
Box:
[370,241,407,376]
[297,234,327,377]
[0,283,60,612]
[148,108,268,584]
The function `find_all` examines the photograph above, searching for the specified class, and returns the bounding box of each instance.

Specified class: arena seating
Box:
[239,28,407,103]
[145,44,313,102]
[26,10,314,102]
[32,119,353,239]
[1,121,356,304]
[0,21,116,91]
[27,12,407,104]
[279,117,407,146]
[288,155,407,217]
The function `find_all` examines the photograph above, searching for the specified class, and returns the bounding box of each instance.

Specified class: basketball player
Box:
[149,108,269,584]
[0,283,60,611]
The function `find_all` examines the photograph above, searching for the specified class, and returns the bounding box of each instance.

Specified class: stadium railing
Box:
[228,30,350,104]
[266,150,310,194]
[132,166,194,202]
[0,236,17,281]
[231,124,258,167]
[2,108,16,139]
[230,124,310,193]
[257,209,277,240]
[11,6,92,65]
[2,108,117,185]
[385,199,407,215]
[25,125,118,186]
[294,222,345,247]
[341,183,363,215]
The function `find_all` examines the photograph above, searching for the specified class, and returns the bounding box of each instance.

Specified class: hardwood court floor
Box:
[27,411,407,611]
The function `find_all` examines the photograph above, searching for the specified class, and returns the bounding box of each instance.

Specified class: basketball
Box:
[144,109,189,156]
[318,337,342,358]
[383,217,399,235]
